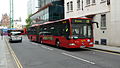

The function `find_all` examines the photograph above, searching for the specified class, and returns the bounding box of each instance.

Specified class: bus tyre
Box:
[56,40,60,47]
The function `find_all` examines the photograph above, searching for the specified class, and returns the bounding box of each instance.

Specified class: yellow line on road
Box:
[5,39,23,68]
[85,48,120,56]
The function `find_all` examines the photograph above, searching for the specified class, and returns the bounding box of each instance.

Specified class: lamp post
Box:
[10,0,14,28]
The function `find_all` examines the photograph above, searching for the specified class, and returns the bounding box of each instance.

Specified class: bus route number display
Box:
[72,19,90,23]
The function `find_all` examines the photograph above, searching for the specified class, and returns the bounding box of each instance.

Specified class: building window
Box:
[38,0,42,8]
[92,0,96,4]
[86,0,90,5]
[107,0,110,5]
[100,0,106,3]
[101,0,105,1]
[101,14,106,29]
[70,1,73,11]
[67,2,69,12]
[77,0,80,10]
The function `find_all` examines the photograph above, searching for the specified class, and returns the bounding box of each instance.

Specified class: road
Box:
[9,36,120,68]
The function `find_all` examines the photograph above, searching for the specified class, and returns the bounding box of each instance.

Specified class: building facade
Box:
[65,0,120,46]
[27,0,39,15]
[28,0,64,25]
[0,13,10,28]
[13,18,23,29]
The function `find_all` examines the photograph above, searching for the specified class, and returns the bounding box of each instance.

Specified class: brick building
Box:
[0,13,10,28]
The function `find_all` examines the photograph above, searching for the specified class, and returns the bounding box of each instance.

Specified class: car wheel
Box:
[9,39,12,42]
[19,40,22,42]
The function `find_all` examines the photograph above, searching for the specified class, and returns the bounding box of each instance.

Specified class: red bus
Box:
[8,29,27,36]
[27,18,98,48]
[27,24,41,42]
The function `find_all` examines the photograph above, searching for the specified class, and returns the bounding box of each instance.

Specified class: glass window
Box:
[92,0,96,3]
[82,26,87,37]
[86,0,90,5]
[67,2,69,12]
[77,0,80,9]
[107,0,110,5]
[72,28,79,35]
[100,0,106,3]
[72,23,93,39]
[101,0,106,1]
[101,14,106,28]
[88,25,92,38]
[38,0,42,8]
[70,1,73,11]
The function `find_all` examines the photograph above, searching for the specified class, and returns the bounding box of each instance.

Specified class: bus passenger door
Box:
[58,28,70,47]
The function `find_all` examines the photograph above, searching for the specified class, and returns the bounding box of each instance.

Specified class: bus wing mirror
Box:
[92,22,99,28]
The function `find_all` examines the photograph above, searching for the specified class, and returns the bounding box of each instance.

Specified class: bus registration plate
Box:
[80,46,85,48]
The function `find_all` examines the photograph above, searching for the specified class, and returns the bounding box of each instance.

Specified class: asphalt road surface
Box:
[9,36,120,68]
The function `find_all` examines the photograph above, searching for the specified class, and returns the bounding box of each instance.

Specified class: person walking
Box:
[0,30,3,40]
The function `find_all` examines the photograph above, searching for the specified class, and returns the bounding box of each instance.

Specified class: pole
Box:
[10,0,11,28]
[12,0,14,28]
[10,0,14,28]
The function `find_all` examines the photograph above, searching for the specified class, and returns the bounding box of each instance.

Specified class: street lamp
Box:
[10,0,14,28]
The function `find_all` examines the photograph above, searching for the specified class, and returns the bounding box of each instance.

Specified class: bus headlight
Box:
[69,43,76,46]
[87,39,90,42]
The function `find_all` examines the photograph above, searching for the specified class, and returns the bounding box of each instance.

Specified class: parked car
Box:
[9,31,22,42]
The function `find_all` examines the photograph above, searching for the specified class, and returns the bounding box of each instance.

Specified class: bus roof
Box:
[31,24,42,27]
[29,18,92,27]
[43,17,92,25]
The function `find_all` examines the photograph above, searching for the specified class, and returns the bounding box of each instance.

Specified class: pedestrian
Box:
[0,30,3,40]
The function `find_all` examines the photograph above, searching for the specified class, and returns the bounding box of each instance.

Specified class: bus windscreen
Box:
[71,19,93,39]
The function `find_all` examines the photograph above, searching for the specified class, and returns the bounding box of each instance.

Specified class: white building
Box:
[27,0,39,15]
[14,18,23,29]
[65,0,120,46]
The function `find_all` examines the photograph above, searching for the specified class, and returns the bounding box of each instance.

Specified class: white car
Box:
[9,32,22,42]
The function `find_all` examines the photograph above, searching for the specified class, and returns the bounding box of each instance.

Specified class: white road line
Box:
[31,43,38,45]
[62,52,95,65]
[41,46,53,51]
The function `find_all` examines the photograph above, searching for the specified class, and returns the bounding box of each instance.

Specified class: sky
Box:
[0,0,28,25]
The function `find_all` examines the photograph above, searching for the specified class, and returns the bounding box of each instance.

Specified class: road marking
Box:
[41,46,53,51]
[5,39,23,68]
[62,52,95,65]
[31,43,38,45]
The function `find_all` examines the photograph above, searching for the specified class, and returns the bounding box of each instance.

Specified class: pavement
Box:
[0,36,17,68]
[0,35,120,68]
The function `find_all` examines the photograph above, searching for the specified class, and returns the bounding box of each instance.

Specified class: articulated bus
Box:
[27,24,41,42]
[27,18,98,48]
